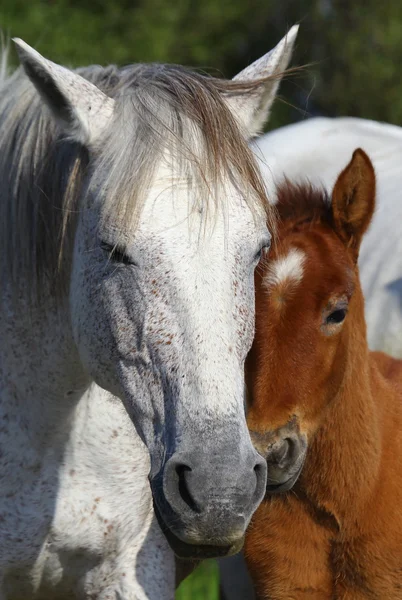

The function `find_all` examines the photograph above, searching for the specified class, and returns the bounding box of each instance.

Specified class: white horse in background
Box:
[0,28,298,600]
[220,115,402,599]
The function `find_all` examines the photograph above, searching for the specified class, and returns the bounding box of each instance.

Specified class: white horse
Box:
[220,115,402,599]
[0,28,298,600]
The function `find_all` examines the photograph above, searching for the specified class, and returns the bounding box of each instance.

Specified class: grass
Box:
[175,560,220,600]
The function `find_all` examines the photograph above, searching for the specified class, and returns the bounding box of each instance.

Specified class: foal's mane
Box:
[0,51,274,299]
[275,179,332,231]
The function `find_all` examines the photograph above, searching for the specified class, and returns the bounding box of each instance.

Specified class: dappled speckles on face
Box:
[232,272,255,361]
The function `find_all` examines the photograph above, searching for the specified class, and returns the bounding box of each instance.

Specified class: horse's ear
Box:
[331,148,376,258]
[226,25,298,138]
[13,39,115,148]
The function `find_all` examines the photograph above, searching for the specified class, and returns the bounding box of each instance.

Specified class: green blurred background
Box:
[3,0,401,597]
[3,1,402,132]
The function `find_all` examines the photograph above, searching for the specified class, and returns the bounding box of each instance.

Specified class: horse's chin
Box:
[163,526,244,560]
[153,501,244,560]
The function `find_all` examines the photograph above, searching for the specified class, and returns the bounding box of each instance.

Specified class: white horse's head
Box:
[15,28,297,558]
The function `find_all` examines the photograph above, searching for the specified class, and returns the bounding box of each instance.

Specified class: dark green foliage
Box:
[2,1,401,131]
[176,560,219,600]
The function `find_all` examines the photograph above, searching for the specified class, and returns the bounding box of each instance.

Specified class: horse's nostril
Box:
[175,464,200,513]
[254,461,265,478]
[253,456,268,499]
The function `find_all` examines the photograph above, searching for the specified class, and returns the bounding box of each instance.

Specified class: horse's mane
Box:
[274,179,332,230]
[0,51,274,298]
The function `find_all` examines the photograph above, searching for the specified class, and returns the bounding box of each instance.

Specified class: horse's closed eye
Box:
[255,242,271,263]
[100,242,135,266]
[326,309,347,325]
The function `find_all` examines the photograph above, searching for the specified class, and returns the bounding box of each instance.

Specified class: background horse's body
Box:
[0,30,298,600]
[220,115,402,600]
[245,151,402,599]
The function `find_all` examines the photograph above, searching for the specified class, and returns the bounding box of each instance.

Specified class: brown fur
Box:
[245,149,402,599]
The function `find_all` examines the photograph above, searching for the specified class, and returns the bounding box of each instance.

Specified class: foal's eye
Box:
[326,308,347,325]
[100,242,134,266]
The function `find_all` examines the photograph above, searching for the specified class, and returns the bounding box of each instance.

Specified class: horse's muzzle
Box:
[150,443,267,559]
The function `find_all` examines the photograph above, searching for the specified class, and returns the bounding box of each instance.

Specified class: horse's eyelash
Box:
[100,242,132,265]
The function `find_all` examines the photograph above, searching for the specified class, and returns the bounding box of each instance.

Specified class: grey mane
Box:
[0,53,271,298]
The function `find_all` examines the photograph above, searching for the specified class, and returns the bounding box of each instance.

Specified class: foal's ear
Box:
[226,25,298,138]
[13,39,115,148]
[331,148,376,258]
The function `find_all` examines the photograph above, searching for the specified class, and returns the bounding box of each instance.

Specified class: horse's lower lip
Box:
[162,527,244,559]
[153,500,244,559]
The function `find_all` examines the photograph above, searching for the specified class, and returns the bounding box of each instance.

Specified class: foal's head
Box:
[247,149,376,493]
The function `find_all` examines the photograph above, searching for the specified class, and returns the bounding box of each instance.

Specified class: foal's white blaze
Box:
[264,247,305,289]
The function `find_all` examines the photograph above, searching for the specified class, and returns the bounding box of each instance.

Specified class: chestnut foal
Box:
[245,149,402,599]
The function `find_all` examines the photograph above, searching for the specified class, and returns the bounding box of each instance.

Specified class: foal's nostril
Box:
[176,464,200,513]
[269,438,291,467]
[276,439,291,466]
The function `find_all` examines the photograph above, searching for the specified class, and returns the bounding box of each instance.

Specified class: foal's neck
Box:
[301,293,385,530]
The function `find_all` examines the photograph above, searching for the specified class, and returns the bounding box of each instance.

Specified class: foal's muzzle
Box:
[250,420,307,494]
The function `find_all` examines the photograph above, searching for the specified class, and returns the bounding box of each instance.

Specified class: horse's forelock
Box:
[94,64,275,239]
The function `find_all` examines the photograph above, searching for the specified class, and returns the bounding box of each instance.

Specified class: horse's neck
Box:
[302,328,384,528]
[0,282,91,447]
